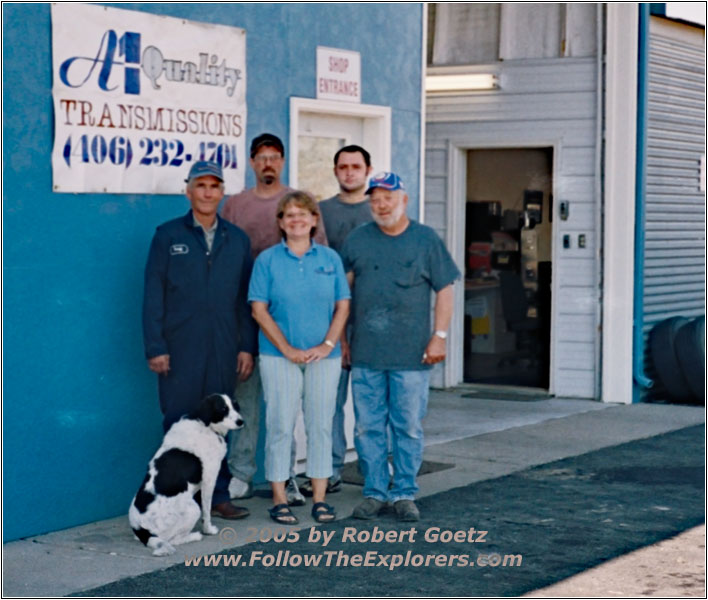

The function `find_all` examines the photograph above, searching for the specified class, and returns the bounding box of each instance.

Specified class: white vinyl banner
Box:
[51,4,246,194]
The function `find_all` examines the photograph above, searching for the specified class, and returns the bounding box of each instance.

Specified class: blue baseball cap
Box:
[366,171,405,195]
[185,161,224,183]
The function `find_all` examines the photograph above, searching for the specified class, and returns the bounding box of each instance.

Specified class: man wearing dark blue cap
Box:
[142,160,256,520]
[340,172,460,522]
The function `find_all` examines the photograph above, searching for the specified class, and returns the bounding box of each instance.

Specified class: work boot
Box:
[352,497,385,520]
[211,501,250,520]
[394,499,420,522]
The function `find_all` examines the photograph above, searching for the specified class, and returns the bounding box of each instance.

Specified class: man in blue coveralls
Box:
[142,160,256,520]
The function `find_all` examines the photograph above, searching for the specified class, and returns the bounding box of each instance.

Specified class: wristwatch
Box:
[433,330,448,339]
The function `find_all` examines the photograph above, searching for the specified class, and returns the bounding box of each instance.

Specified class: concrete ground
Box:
[525,524,706,598]
[2,388,705,597]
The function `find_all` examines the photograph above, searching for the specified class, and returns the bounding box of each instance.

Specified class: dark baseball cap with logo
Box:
[250,133,285,158]
[185,160,224,183]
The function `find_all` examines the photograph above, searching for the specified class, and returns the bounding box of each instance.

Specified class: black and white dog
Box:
[129,393,243,556]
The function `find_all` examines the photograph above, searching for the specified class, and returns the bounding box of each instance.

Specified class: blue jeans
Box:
[351,367,430,502]
[331,366,350,480]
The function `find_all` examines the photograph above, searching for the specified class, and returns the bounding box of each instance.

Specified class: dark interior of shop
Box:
[463,148,553,389]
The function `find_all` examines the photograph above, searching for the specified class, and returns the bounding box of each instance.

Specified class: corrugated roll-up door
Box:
[642,18,705,400]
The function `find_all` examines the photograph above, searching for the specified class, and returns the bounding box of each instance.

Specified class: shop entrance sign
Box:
[316,47,361,103]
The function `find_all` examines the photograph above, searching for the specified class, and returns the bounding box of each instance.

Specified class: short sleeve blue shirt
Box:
[248,240,351,357]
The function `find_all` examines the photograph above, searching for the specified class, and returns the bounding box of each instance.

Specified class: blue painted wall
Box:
[2,2,423,541]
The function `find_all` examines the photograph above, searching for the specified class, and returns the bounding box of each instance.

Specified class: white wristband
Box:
[434,330,448,339]
[324,339,336,348]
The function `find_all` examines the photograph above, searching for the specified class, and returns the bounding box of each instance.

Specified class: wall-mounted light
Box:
[425,73,498,94]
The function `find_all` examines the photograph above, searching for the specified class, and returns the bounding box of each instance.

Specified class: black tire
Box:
[675,317,705,404]
[650,316,692,402]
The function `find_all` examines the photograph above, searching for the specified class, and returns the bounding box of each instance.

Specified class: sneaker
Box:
[393,499,420,522]
[327,477,342,494]
[300,477,343,497]
[285,477,306,506]
[228,477,254,499]
[352,497,386,520]
[298,478,314,497]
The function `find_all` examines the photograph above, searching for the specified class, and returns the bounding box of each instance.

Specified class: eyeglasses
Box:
[253,154,283,164]
[369,193,400,205]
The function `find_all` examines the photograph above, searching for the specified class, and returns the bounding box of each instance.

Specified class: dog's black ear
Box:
[194,394,229,425]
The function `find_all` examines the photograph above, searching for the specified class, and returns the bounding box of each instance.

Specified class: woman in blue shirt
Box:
[249,191,350,525]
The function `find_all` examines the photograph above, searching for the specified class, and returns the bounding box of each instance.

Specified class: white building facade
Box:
[424,3,705,402]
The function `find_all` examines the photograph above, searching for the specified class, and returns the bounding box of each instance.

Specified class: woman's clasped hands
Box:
[284,342,333,364]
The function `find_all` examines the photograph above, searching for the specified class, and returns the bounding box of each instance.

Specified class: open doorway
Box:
[463,148,553,389]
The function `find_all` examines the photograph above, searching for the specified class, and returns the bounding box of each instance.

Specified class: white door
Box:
[296,112,363,201]
[290,97,391,196]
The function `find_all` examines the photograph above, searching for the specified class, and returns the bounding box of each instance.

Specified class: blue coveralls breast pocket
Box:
[166,249,200,291]
[164,243,202,324]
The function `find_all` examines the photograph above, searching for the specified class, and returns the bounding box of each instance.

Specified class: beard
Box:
[372,202,406,228]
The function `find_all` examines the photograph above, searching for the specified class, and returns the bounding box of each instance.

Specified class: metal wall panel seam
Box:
[593,1,605,399]
[633,3,654,399]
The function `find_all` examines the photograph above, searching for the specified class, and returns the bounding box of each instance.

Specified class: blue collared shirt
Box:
[248,240,350,357]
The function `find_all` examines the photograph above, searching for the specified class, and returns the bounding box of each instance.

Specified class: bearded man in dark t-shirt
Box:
[340,172,461,523]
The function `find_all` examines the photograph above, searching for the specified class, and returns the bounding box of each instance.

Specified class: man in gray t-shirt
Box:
[319,145,373,254]
[340,172,460,522]
[301,145,372,497]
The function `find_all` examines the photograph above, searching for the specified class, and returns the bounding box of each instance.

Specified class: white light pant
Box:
[259,355,341,482]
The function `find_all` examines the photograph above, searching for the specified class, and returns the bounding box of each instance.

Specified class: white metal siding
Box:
[426,58,600,397]
[642,20,705,399]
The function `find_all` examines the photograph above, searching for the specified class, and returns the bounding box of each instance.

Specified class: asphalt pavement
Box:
[2,389,705,597]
